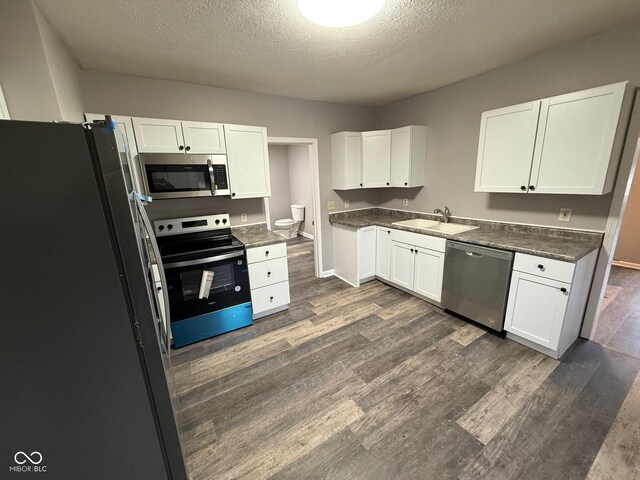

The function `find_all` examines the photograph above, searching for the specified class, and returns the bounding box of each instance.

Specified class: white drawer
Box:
[390,228,446,252]
[246,242,287,264]
[513,252,575,283]
[248,257,289,289]
[251,281,290,314]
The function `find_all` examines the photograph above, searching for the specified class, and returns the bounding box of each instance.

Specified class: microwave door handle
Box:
[207,158,216,196]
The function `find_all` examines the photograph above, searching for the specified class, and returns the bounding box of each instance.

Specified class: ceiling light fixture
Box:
[297,0,385,28]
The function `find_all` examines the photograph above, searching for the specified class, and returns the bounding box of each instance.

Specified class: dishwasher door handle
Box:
[465,251,483,257]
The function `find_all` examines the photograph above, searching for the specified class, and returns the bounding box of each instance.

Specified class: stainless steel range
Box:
[154,214,252,348]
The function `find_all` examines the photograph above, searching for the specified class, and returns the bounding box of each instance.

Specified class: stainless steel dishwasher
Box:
[442,240,514,332]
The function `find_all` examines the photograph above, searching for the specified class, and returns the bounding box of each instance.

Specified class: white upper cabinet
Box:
[475,82,628,195]
[529,83,627,195]
[132,117,185,153]
[390,126,427,188]
[474,101,541,193]
[332,132,363,190]
[362,130,391,187]
[224,124,271,199]
[181,121,226,154]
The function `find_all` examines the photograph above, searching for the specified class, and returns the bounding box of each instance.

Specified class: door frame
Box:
[265,137,323,278]
[582,88,640,339]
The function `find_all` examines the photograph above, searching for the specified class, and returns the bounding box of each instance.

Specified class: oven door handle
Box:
[163,250,244,269]
[207,158,217,197]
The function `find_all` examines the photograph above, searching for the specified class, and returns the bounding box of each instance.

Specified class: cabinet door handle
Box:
[560,287,567,293]
[529,185,536,191]
[410,248,414,253]
[538,264,544,270]
[267,271,271,276]
[386,182,390,186]
[404,182,408,186]
[269,296,274,301]
[360,183,363,187]
[520,185,526,191]
[178,145,184,151]
[232,192,236,197]
[185,146,191,152]
[387,230,390,234]
[265,251,269,256]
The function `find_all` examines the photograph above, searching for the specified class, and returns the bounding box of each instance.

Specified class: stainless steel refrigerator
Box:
[0,119,188,479]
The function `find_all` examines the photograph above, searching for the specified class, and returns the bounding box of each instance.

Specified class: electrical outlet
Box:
[402,198,409,206]
[241,213,248,222]
[344,200,350,208]
[558,208,572,222]
[328,201,335,210]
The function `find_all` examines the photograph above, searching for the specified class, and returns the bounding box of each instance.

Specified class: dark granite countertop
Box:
[232,223,286,248]
[329,209,603,263]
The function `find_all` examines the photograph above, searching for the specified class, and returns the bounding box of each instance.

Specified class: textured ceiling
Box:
[35,0,640,106]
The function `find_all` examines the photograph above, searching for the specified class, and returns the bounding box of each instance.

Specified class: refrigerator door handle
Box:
[136,197,172,352]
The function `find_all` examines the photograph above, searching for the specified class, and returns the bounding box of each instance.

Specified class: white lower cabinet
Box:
[388,229,445,303]
[359,226,376,282]
[413,247,444,301]
[504,250,598,358]
[375,227,392,281]
[246,243,290,319]
[390,241,415,290]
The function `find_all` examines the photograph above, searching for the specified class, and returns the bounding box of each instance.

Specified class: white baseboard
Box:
[612,260,640,270]
[321,269,334,278]
[299,231,314,240]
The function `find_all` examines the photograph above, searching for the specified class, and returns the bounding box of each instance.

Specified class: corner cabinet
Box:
[375,226,392,281]
[331,132,363,190]
[224,124,271,199]
[390,126,427,188]
[362,130,392,187]
[332,125,427,190]
[504,250,598,358]
[475,82,629,195]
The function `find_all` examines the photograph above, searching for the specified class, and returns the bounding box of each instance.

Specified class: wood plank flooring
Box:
[171,238,640,480]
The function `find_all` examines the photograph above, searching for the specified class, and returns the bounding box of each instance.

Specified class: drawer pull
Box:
[265,251,269,256]
[269,296,274,301]
[560,287,567,293]
[267,271,271,276]
[537,264,544,270]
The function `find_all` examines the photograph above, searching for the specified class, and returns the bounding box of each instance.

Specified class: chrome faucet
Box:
[433,206,451,223]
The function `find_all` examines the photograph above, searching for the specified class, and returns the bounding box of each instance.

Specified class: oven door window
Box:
[165,257,251,322]
[179,263,234,302]
[145,164,211,193]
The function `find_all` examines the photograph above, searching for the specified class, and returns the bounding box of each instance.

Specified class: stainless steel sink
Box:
[392,218,479,234]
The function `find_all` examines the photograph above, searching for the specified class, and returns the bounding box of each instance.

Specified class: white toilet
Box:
[274,204,305,239]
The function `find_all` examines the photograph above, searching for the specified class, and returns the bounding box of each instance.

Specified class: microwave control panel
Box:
[211,165,228,190]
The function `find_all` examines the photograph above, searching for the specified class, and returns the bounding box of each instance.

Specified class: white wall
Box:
[288,144,315,237]
[34,5,84,122]
[0,0,62,121]
[375,21,640,231]
[267,145,292,228]
[80,70,378,270]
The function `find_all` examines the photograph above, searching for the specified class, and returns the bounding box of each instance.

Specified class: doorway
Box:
[593,142,640,357]
[265,137,322,278]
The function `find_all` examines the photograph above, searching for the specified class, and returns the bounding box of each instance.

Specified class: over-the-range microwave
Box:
[139,153,230,199]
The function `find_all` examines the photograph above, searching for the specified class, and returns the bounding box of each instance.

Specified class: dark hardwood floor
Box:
[171,238,640,480]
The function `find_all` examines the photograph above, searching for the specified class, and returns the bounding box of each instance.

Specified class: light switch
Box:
[402,198,409,206]
[241,213,248,222]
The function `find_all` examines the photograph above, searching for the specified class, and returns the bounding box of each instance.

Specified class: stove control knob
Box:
[222,218,227,224]
[167,224,173,230]
[215,219,220,225]
[158,225,165,231]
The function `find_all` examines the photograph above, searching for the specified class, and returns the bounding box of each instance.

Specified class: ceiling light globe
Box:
[297,0,386,28]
